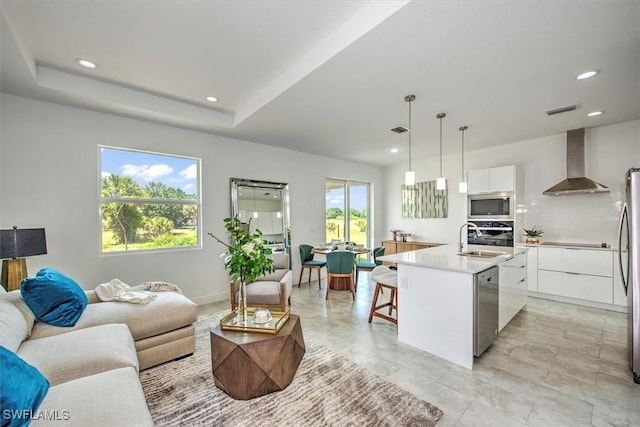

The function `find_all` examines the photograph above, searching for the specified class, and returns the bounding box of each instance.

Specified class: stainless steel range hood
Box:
[542,128,609,195]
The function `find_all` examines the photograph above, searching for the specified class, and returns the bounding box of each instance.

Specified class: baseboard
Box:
[529,291,628,313]
[191,292,228,306]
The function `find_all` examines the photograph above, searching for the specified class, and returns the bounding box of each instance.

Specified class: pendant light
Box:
[404,95,416,186]
[436,112,447,190]
[458,125,468,193]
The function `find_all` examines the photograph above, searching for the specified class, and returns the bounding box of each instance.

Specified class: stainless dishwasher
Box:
[474,265,499,357]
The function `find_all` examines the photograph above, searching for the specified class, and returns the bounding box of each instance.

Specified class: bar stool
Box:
[368,265,398,324]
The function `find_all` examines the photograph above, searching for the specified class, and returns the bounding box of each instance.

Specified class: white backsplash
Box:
[519,191,623,247]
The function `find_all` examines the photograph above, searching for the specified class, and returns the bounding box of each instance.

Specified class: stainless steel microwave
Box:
[468,193,514,219]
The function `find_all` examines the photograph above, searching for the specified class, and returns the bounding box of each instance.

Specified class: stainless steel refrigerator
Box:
[618,167,640,384]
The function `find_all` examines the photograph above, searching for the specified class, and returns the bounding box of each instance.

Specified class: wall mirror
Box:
[402,181,448,219]
[230,178,291,257]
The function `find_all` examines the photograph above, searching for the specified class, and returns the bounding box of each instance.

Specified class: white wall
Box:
[0,94,384,304]
[384,120,640,246]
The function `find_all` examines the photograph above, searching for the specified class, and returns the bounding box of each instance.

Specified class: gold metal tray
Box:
[220,309,290,334]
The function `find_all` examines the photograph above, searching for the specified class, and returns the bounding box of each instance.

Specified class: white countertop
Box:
[378,244,527,274]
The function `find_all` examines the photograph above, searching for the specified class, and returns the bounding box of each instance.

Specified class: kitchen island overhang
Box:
[378,244,528,369]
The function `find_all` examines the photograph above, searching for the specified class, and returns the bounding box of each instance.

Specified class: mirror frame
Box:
[230,178,291,257]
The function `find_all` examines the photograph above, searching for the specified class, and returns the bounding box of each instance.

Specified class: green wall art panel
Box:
[401,181,448,219]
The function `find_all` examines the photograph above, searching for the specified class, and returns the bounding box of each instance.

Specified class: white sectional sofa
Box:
[0,280,198,426]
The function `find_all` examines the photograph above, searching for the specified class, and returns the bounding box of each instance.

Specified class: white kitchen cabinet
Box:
[538,247,611,276]
[467,169,490,194]
[517,245,538,292]
[537,247,613,304]
[498,252,527,331]
[538,270,612,304]
[489,166,515,193]
[613,250,628,307]
[467,165,515,194]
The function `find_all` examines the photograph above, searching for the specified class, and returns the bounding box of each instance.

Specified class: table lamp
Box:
[0,226,47,291]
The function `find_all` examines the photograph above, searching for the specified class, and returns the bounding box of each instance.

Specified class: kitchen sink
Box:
[457,250,505,258]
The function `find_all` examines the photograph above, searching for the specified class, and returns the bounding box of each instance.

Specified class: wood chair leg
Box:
[350,275,355,300]
[325,273,331,300]
[389,288,396,315]
[298,267,304,287]
[368,283,381,323]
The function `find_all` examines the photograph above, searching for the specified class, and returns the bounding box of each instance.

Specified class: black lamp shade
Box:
[0,228,47,259]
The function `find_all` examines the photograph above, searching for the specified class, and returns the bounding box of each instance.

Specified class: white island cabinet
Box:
[498,252,527,331]
[378,245,527,369]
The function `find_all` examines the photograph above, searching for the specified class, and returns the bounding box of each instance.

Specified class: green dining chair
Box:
[355,246,385,284]
[298,244,326,289]
[325,251,356,300]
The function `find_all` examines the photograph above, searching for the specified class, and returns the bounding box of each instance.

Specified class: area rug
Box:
[140,312,443,426]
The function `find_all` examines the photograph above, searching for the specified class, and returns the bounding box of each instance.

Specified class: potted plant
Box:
[523,226,544,244]
[209,217,274,324]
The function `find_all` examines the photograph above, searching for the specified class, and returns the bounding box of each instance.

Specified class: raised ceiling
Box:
[1,1,638,166]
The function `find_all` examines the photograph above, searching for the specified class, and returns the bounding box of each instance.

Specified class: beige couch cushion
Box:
[18,324,138,386]
[0,299,28,351]
[0,290,36,335]
[30,291,197,341]
[32,367,154,427]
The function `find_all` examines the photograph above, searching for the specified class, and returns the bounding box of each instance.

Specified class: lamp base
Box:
[1,259,28,291]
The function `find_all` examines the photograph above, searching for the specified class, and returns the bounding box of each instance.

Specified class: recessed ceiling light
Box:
[76,58,96,69]
[587,110,604,117]
[577,70,599,80]
[390,148,399,153]
[206,96,218,103]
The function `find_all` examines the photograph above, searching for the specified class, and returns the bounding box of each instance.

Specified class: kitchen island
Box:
[378,244,527,369]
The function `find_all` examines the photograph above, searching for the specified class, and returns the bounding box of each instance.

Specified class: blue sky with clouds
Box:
[325,184,367,212]
[100,147,198,195]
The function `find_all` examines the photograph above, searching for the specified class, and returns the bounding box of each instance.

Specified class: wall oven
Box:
[468,220,514,247]
[468,193,514,220]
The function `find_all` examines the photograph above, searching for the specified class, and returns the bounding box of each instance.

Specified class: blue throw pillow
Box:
[0,345,49,427]
[21,268,88,327]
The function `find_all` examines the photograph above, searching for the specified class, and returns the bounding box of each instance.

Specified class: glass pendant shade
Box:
[436,176,446,190]
[405,170,415,186]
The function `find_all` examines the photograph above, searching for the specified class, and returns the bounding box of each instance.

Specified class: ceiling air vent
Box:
[545,104,578,116]
[391,126,408,133]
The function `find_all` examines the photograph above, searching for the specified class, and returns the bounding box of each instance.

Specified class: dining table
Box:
[312,247,371,291]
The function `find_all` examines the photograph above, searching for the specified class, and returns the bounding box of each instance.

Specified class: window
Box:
[99,146,200,253]
[325,179,370,248]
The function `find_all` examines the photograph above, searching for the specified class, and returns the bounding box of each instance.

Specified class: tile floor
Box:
[198,274,640,426]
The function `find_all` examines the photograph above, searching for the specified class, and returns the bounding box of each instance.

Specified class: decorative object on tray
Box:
[220,309,290,334]
[208,217,274,325]
[253,307,272,324]
[523,225,544,244]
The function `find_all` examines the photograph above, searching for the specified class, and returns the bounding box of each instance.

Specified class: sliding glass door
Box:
[325,179,370,247]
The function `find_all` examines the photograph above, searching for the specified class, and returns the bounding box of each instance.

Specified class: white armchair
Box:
[229,253,292,312]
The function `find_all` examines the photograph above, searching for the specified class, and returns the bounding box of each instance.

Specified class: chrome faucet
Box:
[459,222,482,252]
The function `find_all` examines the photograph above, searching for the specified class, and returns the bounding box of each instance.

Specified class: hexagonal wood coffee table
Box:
[210,314,305,400]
